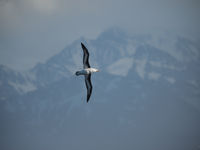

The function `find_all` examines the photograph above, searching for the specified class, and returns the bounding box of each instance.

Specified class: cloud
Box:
[26,0,59,14]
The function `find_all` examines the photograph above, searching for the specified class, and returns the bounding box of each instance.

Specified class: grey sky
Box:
[0,0,199,70]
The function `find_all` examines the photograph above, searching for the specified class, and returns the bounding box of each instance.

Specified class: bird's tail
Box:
[75,71,80,76]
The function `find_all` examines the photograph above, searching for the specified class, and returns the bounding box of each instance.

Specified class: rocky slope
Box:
[0,28,200,150]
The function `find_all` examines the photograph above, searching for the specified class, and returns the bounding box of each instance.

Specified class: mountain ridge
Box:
[1,28,200,150]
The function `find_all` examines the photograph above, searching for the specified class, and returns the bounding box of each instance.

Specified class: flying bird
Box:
[75,43,99,102]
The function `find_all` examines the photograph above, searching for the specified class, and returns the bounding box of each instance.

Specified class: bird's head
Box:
[92,68,99,72]
[90,68,100,73]
[95,69,100,72]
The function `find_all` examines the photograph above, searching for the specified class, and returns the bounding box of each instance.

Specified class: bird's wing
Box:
[85,74,92,102]
[81,43,90,69]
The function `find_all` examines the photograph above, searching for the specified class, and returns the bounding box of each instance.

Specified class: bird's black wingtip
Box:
[81,42,86,48]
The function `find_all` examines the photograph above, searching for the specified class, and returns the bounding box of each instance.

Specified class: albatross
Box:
[75,43,99,103]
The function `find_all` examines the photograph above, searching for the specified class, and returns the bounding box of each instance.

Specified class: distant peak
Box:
[97,27,127,41]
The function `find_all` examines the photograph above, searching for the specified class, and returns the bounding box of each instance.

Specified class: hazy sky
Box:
[0,0,199,70]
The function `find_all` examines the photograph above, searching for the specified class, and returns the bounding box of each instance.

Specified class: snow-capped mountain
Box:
[1,28,200,150]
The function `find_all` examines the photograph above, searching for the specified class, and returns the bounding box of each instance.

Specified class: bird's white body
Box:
[75,43,99,102]
[75,68,99,76]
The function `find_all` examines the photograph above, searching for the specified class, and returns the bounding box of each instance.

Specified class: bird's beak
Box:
[97,70,100,72]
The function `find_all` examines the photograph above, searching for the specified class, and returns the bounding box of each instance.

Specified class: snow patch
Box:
[148,72,161,80]
[150,61,180,70]
[165,77,176,84]
[9,81,37,94]
[148,33,184,61]
[135,58,147,79]
[149,61,162,67]
[126,39,137,55]
[107,57,133,76]
[21,71,36,81]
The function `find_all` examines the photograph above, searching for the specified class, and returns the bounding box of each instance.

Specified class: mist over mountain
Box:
[0,28,200,150]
